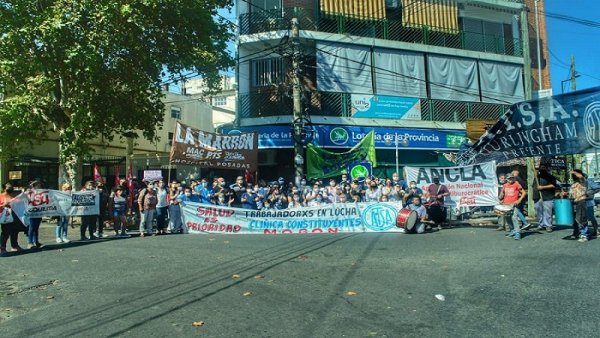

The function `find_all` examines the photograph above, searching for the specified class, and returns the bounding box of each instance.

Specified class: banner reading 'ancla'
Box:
[405,162,499,208]
[170,122,258,171]
[456,87,600,165]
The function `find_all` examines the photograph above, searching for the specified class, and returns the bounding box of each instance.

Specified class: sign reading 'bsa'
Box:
[169,122,258,171]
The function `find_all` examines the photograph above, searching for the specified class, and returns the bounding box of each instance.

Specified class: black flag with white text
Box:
[457,87,600,165]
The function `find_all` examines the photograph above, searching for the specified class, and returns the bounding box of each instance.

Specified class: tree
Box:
[0,0,233,186]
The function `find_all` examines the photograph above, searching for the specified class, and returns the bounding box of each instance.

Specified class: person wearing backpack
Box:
[138,181,158,237]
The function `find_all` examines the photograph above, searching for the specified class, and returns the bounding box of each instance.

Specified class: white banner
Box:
[181,202,404,234]
[404,162,499,208]
[10,190,100,225]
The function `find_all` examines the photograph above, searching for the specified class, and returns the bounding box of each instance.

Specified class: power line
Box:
[312,45,517,105]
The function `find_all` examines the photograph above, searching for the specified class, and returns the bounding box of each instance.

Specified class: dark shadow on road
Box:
[14,234,358,337]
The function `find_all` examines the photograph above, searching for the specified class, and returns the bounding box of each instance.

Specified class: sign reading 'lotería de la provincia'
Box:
[457,87,600,165]
[170,122,258,171]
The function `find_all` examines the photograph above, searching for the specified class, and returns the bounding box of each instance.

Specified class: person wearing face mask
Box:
[534,164,557,232]
[241,184,258,210]
[288,192,304,208]
[404,181,423,206]
[392,172,408,191]
[168,181,183,234]
[0,183,24,255]
[308,193,323,207]
[364,182,382,202]
[229,176,245,207]
[138,182,158,237]
[408,196,428,234]
[196,179,212,204]
[425,177,449,229]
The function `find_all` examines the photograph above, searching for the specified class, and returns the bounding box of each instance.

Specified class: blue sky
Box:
[545,0,600,94]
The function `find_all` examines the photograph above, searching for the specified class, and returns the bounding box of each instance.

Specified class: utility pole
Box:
[291,17,304,186]
[570,55,577,92]
[534,0,542,90]
[521,4,536,217]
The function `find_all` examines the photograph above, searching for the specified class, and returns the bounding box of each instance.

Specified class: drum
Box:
[554,199,574,226]
[396,209,418,233]
[426,204,446,224]
[494,204,514,217]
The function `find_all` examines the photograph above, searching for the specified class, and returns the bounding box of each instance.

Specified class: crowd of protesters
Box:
[497,164,600,242]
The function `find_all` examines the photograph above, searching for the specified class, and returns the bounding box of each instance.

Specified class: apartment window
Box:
[251,58,286,87]
[213,96,227,106]
[462,18,507,53]
[251,0,280,11]
[170,107,181,119]
[168,132,174,146]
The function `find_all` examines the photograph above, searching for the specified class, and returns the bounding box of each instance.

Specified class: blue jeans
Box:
[514,207,528,227]
[28,217,42,245]
[156,206,168,231]
[56,216,69,239]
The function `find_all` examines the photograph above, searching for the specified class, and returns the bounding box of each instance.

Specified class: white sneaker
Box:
[56,238,63,244]
[62,237,70,243]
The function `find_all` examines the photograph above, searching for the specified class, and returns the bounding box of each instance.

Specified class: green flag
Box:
[307,130,377,180]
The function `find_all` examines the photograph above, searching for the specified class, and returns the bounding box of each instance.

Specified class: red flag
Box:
[93,162,102,183]
[126,165,134,208]
[114,164,121,187]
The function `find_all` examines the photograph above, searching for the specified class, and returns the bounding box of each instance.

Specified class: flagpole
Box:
[395,133,399,176]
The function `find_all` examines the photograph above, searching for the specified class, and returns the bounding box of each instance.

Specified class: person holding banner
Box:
[80,181,99,241]
[27,180,44,248]
[56,183,72,243]
[0,183,23,255]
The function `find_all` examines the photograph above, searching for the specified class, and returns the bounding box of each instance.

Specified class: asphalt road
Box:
[1,222,599,337]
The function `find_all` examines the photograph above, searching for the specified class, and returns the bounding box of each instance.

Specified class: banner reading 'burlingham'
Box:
[456,87,600,165]
[170,122,258,171]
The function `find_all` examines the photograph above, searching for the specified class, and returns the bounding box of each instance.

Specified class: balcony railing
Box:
[238,90,511,122]
[239,8,522,57]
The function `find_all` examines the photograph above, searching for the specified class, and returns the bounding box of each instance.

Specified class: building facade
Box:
[0,90,213,189]
[184,76,237,129]
[232,0,550,181]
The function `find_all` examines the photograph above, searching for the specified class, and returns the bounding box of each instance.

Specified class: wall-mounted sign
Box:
[351,94,421,120]
[9,171,22,180]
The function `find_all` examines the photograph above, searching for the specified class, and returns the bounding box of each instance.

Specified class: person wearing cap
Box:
[499,175,527,240]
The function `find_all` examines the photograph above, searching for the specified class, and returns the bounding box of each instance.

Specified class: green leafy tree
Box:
[0,0,233,186]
